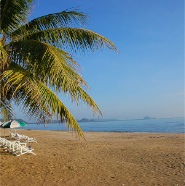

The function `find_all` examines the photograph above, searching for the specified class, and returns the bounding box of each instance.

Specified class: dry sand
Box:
[0,129,184,186]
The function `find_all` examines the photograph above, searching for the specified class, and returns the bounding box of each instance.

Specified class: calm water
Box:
[23,117,184,133]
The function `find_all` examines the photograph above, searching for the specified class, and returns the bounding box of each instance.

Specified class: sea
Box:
[23,117,184,133]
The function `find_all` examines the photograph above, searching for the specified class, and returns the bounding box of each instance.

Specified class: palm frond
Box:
[1,0,33,34]
[0,99,13,121]
[2,66,85,138]
[1,66,57,121]
[6,40,87,87]
[2,56,101,115]
[5,41,101,114]
[10,10,88,39]
[16,28,117,52]
[0,40,8,70]
[1,4,117,138]
[37,81,85,138]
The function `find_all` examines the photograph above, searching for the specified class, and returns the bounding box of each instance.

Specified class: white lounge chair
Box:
[12,144,36,156]
[10,133,37,143]
[0,137,36,156]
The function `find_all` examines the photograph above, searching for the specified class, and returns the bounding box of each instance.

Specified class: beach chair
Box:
[0,137,9,148]
[13,144,36,156]
[10,133,16,138]
[0,137,35,156]
[0,137,5,146]
[26,137,37,143]
[12,133,37,143]
[8,141,27,154]
[0,137,26,152]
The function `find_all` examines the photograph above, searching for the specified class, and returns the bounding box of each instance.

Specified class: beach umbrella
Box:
[1,120,26,128]
[1,120,27,137]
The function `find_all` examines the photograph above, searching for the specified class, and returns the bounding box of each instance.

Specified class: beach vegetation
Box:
[0,0,116,138]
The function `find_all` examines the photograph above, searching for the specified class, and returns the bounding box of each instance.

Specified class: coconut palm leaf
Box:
[21,28,117,52]
[0,99,13,121]
[2,62,101,116]
[2,65,86,138]
[1,0,117,138]
[2,66,59,120]
[0,40,8,70]
[1,0,33,34]
[36,81,85,138]
[6,40,87,88]
[10,10,88,39]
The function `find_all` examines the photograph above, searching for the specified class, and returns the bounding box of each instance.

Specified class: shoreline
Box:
[1,130,184,186]
[18,117,185,134]
[41,130,185,134]
[17,128,185,134]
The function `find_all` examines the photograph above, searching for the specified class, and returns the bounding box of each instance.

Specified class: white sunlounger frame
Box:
[0,137,36,156]
[10,133,37,143]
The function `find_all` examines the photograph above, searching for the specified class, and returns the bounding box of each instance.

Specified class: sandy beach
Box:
[0,129,184,186]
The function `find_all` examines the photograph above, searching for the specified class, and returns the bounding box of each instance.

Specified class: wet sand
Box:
[0,130,184,186]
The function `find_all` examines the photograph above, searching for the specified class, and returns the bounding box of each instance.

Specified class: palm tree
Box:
[0,0,116,138]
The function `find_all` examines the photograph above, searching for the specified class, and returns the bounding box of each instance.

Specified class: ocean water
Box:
[23,117,184,133]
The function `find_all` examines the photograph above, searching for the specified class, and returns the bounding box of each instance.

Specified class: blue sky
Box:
[17,0,184,120]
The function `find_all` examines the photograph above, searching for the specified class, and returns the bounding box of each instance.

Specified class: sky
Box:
[16,0,184,120]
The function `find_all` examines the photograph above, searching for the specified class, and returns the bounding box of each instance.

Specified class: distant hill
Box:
[77,118,118,122]
[143,116,156,120]
[78,118,96,122]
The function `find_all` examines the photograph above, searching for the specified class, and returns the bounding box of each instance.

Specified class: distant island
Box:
[4,116,185,124]
[78,118,96,122]
[143,116,156,120]
[77,118,118,122]
[77,117,156,122]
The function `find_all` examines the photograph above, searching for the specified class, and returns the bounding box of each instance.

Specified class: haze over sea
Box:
[23,117,184,134]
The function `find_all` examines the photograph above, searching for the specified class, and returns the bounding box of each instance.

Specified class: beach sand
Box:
[0,129,184,186]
